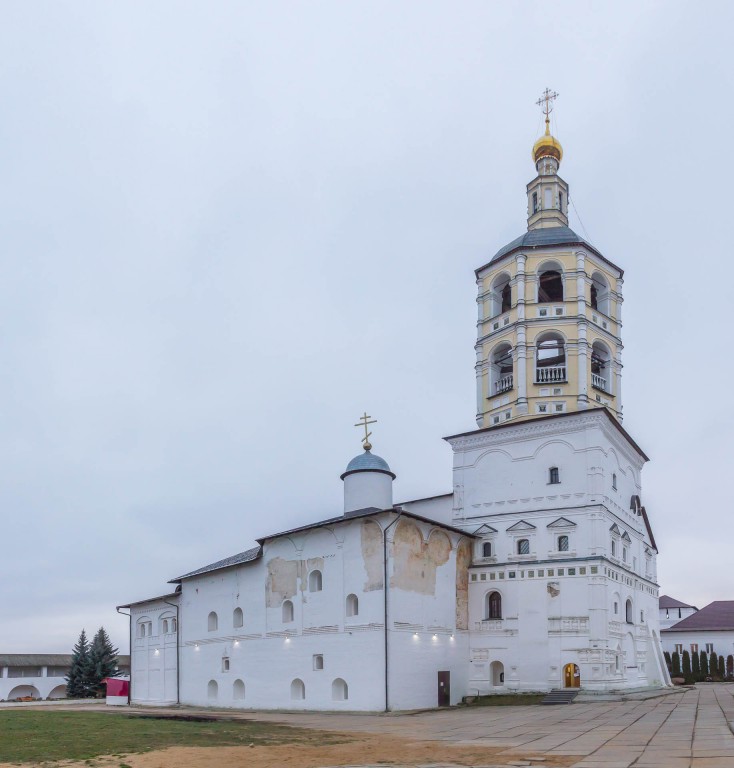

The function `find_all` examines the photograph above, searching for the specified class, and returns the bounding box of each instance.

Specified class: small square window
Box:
[499,572,505,579]
[538,404,548,413]
[568,568,576,575]
[490,572,496,580]
[493,415,500,424]
[555,307,563,316]
[547,569,554,576]
[558,568,564,576]
[509,571,516,579]
[580,567,587,575]
[480,573,486,581]
[554,403,564,412]
[493,321,499,330]
[553,387,562,395]
[504,410,512,420]
[471,574,477,581]
[538,569,544,577]
[528,570,535,578]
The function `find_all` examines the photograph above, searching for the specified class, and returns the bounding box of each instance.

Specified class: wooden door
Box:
[438,671,450,707]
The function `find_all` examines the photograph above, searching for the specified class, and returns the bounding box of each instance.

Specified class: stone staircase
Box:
[541,688,579,705]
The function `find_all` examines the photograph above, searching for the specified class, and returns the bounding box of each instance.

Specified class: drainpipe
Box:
[116,607,131,704]
[383,508,403,713]
[163,599,180,705]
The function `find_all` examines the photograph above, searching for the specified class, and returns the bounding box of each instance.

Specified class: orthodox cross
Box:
[536,88,559,120]
[354,411,376,451]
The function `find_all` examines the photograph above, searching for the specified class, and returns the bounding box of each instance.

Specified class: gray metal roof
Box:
[475,225,622,276]
[341,450,395,479]
[659,595,698,610]
[0,654,130,667]
[171,545,262,582]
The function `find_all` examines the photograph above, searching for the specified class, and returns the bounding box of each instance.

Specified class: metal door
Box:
[437,670,450,707]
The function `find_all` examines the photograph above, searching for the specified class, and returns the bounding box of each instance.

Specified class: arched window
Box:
[207,611,218,632]
[171,617,177,632]
[162,619,169,634]
[591,340,612,393]
[482,541,492,557]
[486,591,502,619]
[558,535,569,552]
[290,678,305,700]
[591,272,611,315]
[346,593,359,617]
[282,599,294,623]
[625,599,633,624]
[489,343,513,396]
[489,273,512,317]
[331,678,348,701]
[233,679,245,700]
[549,466,560,484]
[535,332,566,383]
[517,538,530,555]
[538,270,564,302]
[308,570,323,592]
[207,680,218,700]
[233,607,243,628]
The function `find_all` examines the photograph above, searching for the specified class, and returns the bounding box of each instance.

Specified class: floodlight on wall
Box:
[432,634,438,640]
[154,649,160,655]
[285,637,291,643]
[234,640,240,646]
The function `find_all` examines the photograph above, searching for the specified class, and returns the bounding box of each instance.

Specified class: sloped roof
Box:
[171,546,262,582]
[662,601,734,632]
[475,225,622,276]
[659,595,697,610]
[0,654,130,667]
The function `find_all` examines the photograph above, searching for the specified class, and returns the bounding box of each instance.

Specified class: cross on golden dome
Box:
[536,88,559,123]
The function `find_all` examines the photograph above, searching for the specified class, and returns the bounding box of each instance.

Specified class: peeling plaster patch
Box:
[455,539,471,630]
[390,521,450,595]
[361,520,384,591]
[265,558,300,607]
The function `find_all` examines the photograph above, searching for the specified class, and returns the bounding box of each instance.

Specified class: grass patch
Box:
[468,693,545,706]
[0,710,343,763]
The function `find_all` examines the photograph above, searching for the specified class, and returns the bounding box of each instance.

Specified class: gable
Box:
[547,517,576,529]
[473,524,498,535]
[609,523,621,535]
[506,520,537,532]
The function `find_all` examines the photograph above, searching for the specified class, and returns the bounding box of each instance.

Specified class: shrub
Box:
[682,650,693,684]
[710,651,718,680]
[671,651,681,676]
[700,650,708,680]
[691,651,700,683]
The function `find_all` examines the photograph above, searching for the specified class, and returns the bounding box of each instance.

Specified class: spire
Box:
[527,88,568,230]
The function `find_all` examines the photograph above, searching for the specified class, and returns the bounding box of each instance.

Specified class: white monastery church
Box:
[120,92,670,710]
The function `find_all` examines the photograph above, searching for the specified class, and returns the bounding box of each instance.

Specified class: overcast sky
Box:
[1,1,732,654]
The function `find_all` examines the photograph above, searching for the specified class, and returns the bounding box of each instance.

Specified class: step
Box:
[541,688,579,705]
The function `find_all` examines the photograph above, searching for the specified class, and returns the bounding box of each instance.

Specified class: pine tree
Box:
[718,655,725,680]
[663,651,672,673]
[671,651,681,677]
[727,655,733,679]
[709,651,718,680]
[87,626,120,698]
[66,629,91,698]
[682,650,692,684]
[700,650,708,680]
[691,650,700,683]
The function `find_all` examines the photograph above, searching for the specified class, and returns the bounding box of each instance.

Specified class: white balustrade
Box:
[536,365,566,383]
[592,373,608,391]
[494,374,513,394]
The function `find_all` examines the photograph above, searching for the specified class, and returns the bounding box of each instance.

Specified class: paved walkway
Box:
[36,684,734,767]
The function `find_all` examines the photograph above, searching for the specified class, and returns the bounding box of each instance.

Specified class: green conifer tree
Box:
[65,629,91,698]
[87,626,120,698]
[663,651,672,673]
[682,650,692,684]
[728,655,734,679]
[700,650,708,680]
[671,651,681,677]
[709,651,718,680]
[691,650,700,683]
[718,655,725,680]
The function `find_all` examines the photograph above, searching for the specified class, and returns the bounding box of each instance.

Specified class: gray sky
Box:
[2,1,731,653]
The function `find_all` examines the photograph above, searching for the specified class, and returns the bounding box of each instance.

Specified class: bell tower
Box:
[474,91,624,428]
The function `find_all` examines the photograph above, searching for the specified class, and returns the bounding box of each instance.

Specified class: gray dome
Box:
[490,226,594,264]
[341,450,396,480]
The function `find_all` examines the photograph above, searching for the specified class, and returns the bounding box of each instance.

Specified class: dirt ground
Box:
[1,731,574,768]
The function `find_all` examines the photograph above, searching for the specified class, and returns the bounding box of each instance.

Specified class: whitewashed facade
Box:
[122,102,669,709]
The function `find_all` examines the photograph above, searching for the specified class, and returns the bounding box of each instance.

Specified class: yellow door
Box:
[563,663,580,688]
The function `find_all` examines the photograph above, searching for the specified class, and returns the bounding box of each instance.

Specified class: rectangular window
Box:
[547,569,554,577]
[528,570,534,578]
[705,643,714,654]
[470,574,477,581]
[538,569,544,577]
[499,572,505,579]
[313,654,324,670]
[614,602,619,614]
[222,657,230,672]
[509,571,516,579]
[568,568,576,575]
[480,573,486,581]
[558,568,564,576]
[549,467,560,484]
[591,566,598,574]
[490,572,496,580]
[675,644,683,654]
[580,567,587,575]
[612,473,617,490]
[691,644,698,654]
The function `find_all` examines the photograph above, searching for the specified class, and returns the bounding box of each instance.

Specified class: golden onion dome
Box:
[532,120,563,164]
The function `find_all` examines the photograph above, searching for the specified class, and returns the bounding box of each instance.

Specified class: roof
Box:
[169,508,477,583]
[475,225,623,276]
[341,450,395,480]
[116,590,182,610]
[659,595,697,610]
[171,546,261,582]
[0,654,130,667]
[662,601,734,632]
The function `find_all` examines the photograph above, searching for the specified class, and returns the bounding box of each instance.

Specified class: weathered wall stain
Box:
[390,521,451,595]
[265,558,299,607]
[455,539,471,630]
[361,520,384,591]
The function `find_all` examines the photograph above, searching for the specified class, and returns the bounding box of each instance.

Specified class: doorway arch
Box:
[563,663,580,688]
[490,660,505,687]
